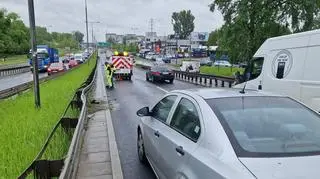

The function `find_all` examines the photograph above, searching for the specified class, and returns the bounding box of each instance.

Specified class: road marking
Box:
[156,86,168,93]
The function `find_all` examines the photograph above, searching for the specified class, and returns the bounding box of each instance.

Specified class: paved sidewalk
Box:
[76,59,123,179]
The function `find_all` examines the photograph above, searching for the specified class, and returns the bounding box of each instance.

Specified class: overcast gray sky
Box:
[2,0,224,42]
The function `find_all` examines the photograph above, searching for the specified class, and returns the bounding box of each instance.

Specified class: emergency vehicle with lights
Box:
[111,51,134,80]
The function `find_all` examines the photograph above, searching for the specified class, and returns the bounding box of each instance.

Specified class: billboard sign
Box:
[191,32,209,42]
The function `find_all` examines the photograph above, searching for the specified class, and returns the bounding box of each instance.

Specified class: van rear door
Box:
[301,34,320,112]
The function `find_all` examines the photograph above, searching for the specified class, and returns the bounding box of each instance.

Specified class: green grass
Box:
[200,66,244,77]
[0,54,96,178]
[0,55,27,67]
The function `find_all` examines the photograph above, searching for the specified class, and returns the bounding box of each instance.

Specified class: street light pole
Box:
[88,21,100,48]
[85,0,89,52]
[27,0,40,108]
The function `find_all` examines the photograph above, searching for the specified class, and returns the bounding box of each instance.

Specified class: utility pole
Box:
[85,0,89,52]
[150,18,154,34]
[88,21,100,48]
[28,0,40,108]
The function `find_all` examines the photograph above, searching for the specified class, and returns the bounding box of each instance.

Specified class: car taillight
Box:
[47,69,51,72]
[152,72,160,75]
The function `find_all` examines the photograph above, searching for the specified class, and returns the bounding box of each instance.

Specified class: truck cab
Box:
[234,29,320,112]
[29,45,59,72]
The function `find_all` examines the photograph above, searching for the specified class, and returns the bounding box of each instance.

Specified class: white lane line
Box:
[156,86,169,93]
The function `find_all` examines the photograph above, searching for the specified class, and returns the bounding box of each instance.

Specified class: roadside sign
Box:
[97,42,111,48]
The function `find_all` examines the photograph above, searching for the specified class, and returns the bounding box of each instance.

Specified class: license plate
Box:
[162,72,169,75]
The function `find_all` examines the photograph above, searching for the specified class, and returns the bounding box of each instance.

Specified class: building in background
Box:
[106,33,145,44]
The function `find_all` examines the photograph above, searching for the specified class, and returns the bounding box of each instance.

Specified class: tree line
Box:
[0,8,84,56]
[207,0,320,64]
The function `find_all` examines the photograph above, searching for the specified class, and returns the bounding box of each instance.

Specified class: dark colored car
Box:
[146,66,174,83]
[47,62,66,75]
[68,60,78,68]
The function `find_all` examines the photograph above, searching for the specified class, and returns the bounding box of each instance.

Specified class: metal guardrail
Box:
[59,57,98,179]
[173,70,235,88]
[0,65,30,77]
[17,55,97,179]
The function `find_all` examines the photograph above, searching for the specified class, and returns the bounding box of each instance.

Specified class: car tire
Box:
[169,79,174,84]
[128,75,132,81]
[137,130,147,164]
[146,75,149,81]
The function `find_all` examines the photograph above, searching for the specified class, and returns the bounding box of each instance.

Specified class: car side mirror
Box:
[136,107,151,117]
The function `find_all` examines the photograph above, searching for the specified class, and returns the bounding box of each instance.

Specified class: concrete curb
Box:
[105,109,124,179]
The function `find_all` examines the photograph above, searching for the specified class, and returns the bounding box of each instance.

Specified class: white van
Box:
[234,29,320,112]
[180,61,200,73]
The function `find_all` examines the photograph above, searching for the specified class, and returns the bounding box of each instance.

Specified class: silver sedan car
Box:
[136,88,320,179]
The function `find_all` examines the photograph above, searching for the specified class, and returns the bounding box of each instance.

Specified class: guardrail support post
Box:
[199,76,202,85]
[215,79,218,87]
[229,82,232,88]
[209,78,212,86]
[221,81,225,87]
[204,78,207,85]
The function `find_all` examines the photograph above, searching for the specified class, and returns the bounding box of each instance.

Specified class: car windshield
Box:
[206,96,320,157]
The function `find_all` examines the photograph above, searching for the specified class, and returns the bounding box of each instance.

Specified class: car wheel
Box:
[137,130,147,164]
[128,75,132,81]
[146,74,149,81]
[169,79,174,84]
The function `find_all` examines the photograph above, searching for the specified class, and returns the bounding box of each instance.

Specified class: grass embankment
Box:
[200,66,244,77]
[0,55,27,67]
[0,54,97,178]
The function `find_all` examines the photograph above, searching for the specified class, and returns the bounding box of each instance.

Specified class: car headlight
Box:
[44,65,48,68]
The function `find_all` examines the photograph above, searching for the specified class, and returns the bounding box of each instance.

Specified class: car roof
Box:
[171,88,283,100]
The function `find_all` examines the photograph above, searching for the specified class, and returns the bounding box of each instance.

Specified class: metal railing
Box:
[173,70,235,88]
[0,65,30,77]
[17,55,97,179]
[59,58,98,179]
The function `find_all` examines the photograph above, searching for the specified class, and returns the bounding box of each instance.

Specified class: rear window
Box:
[50,63,62,67]
[206,96,320,157]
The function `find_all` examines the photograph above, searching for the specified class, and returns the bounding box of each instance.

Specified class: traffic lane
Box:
[0,72,47,91]
[108,67,205,179]
[108,74,166,179]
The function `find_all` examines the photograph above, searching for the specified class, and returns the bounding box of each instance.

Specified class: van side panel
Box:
[263,48,307,100]
[301,34,320,112]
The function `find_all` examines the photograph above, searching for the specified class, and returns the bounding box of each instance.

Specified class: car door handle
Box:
[154,131,160,137]
[175,146,185,156]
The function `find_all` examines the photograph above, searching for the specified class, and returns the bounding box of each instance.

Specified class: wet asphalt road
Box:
[0,72,48,91]
[107,65,204,179]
